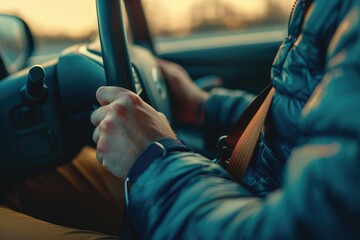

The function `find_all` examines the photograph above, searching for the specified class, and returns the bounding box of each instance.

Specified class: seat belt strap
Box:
[217,84,275,182]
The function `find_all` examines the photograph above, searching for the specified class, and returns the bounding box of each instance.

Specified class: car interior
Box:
[0,0,289,193]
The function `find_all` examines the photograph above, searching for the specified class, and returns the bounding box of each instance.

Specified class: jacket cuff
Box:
[127,138,193,184]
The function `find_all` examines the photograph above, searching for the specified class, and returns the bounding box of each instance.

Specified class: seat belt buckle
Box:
[215,135,232,168]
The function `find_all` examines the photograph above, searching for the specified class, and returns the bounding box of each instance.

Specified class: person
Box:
[0,0,359,239]
[90,0,360,238]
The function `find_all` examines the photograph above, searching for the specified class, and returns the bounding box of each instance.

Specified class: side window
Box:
[0,0,98,65]
[142,0,294,48]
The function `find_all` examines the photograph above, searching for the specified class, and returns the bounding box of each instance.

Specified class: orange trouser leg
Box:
[0,147,126,238]
[0,205,117,240]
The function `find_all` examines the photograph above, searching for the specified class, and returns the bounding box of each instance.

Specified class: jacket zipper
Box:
[288,0,299,36]
[289,0,299,21]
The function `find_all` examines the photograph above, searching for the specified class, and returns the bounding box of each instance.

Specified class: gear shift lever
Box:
[21,65,48,104]
[13,65,48,128]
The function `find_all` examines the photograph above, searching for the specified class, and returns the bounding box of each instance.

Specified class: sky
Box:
[0,0,294,38]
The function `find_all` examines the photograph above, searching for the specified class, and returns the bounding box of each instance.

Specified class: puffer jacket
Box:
[128,0,360,239]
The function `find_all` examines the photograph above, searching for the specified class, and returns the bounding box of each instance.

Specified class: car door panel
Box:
[157,31,284,94]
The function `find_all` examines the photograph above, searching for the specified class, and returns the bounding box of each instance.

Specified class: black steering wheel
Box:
[0,0,173,178]
[96,0,172,121]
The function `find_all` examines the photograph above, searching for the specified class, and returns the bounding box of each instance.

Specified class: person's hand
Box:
[158,59,209,126]
[90,86,176,178]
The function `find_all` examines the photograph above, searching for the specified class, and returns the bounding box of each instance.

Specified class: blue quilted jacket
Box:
[128,0,360,239]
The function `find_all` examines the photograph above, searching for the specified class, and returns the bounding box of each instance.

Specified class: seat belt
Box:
[217,85,275,182]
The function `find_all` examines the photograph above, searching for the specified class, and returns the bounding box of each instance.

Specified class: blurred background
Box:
[0,0,294,56]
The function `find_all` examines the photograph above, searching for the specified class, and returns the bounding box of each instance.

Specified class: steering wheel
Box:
[0,0,173,178]
[96,0,172,121]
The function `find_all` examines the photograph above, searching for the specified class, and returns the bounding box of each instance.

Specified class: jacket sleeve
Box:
[127,6,360,240]
[202,88,255,148]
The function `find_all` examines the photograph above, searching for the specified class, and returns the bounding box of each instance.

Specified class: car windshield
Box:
[0,0,293,61]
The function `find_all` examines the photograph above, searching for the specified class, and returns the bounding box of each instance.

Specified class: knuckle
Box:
[99,118,116,133]
[123,92,142,106]
[131,93,142,106]
[111,102,127,118]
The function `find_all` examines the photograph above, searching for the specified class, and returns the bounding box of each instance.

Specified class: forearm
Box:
[127,137,359,240]
[127,152,259,239]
